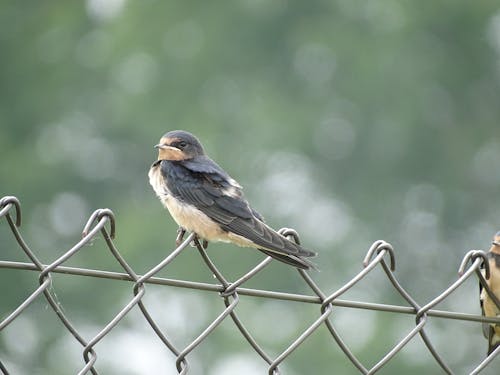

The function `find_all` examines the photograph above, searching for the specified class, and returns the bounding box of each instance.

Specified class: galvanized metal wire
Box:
[0,195,499,374]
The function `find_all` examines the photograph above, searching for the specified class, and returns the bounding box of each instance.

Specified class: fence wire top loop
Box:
[1,195,499,374]
[459,250,489,279]
[82,208,116,239]
[277,227,301,245]
[0,195,21,227]
[363,240,396,271]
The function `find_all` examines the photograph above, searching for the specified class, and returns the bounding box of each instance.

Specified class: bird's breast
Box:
[487,258,500,299]
[149,163,224,241]
[482,258,500,329]
[148,163,170,199]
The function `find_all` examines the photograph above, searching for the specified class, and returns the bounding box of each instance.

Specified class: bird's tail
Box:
[258,248,318,270]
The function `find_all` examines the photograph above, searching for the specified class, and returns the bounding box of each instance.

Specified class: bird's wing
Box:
[163,160,316,259]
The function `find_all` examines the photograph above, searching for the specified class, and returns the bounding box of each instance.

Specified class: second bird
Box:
[148,130,317,269]
[480,231,500,355]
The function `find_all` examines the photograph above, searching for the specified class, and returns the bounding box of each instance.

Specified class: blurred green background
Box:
[1,0,500,374]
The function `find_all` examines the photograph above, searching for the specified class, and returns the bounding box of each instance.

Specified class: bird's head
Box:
[154,130,205,161]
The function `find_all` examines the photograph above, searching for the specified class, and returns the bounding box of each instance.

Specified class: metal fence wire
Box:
[0,195,499,374]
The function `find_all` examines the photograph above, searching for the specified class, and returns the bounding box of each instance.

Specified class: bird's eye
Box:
[178,141,187,149]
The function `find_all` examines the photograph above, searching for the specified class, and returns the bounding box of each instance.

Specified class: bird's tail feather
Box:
[258,248,318,270]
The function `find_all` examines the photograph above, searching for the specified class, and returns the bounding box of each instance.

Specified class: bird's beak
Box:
[155,143,182,151]
[154,144,185,161]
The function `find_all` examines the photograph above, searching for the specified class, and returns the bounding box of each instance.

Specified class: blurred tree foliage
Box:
[1,0,500,374]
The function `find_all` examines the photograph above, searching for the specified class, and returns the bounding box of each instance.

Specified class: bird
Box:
[480,231,500,355]
[148,130,317,270]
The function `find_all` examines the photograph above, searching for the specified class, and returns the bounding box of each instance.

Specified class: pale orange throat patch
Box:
[157,146,185,161]
[157,136,186,161]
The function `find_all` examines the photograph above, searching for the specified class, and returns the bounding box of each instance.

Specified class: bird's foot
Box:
[177,229,209,249]
[192,234,209,250]
[175,227,186,247]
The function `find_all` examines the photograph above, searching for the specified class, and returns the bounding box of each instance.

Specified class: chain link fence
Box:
[0,195,499,374]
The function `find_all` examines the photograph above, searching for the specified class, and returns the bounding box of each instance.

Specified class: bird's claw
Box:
[191,234,209,249]
[175,227,186,247]
[176,228,208,249]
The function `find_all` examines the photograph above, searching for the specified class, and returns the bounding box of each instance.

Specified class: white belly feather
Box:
[148,164,255,247]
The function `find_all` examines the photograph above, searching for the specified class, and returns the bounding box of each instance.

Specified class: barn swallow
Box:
[480,231,500,355]
[148,130,317,269]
